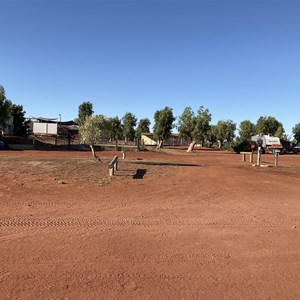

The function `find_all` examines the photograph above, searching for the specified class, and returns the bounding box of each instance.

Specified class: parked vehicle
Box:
[280,139,296,154]
[294,143,300,154]
[0,140,8,149]
[251,134,283,153]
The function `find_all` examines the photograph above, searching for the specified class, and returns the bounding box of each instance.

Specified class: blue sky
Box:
[1,0,299,136]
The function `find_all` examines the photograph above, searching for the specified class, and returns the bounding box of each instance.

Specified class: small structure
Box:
[240,152,253,163]
[31,117,58,135]
[141,133,157,146]
[29,117,78,138]
[141,133,190,146]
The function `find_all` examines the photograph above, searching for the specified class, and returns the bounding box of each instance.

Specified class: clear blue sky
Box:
[1,0,299,136]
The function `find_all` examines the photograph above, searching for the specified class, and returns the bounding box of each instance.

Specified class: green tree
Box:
[178,106,211,152]
[11,104,29,136]
[108,116,123,149]
[0,85,12,131]
[255,116,284,137]
[274,125,285,139]
[79,115,110,160]
[177,106,195,141]
[122,112,137,142]
[153,107,175,149]
[292,123,300,143]
[215,120,236,148]
[191,106,211,150]
[135,118,151,140]
[75,101,94,126]
[109,116,123,141]
[206,125,218,147]
[238,120,256,142]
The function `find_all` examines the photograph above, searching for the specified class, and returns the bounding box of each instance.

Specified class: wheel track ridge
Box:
[0,217,297,228]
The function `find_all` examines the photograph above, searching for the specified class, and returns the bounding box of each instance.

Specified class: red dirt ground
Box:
[0,149,299,299]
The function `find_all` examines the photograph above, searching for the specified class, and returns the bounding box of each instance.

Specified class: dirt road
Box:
[1,150,299,299]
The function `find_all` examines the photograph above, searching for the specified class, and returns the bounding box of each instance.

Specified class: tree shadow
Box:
[133,169,147,179]
[132,161,200,167]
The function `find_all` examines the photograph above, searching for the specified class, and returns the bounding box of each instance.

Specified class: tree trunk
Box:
[141,139,145,151]
[156,140,163,149]
[218,140,222,148]
[90,145,100,161]
[186,140,197,152]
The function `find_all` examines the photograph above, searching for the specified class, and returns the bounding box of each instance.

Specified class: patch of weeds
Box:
[96,177,111,187]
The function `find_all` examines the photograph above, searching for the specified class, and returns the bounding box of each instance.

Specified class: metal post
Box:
[257,147,261,166]
[275,152,279,167]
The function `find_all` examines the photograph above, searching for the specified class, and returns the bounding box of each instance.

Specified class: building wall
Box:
[141,134,157,145]
[33,123,58,135]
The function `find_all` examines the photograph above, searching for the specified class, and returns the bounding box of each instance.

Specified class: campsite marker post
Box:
[274,149,280,167]
[256,138,263,167]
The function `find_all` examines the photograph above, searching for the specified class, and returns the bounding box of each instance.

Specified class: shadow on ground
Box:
[132,161,200,167]
[133,169,147,179]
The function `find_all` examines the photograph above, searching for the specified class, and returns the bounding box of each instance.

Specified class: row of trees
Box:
[1,83,299,149]
[76,101,300,154]
[76,101,151,140]
[0,85,28,136]
[76,102,151,158]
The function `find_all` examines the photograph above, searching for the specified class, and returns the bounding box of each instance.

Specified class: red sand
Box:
[1,149,299,299]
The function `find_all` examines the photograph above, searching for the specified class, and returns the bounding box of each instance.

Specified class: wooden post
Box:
[122,151,126,159]
[109,156,118,176]
[275,151,279,167]
[241,152,253,163]
[109,167,114,176]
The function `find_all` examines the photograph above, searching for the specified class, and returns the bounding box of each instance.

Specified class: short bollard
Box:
[109,167,114,176]
[109,156,118,176]
[257,147,262,166]
[274,149,280,167]
[122,151,126,159]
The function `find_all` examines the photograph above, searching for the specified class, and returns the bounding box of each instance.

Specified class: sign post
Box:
[274,149,280,167]
[256,138,263,166]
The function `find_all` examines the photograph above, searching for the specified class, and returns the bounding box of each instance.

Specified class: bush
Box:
[222,141,252,153]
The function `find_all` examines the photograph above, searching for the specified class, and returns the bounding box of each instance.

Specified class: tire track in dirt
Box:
[0,270,211,281]
[1,200,295,209]
[0,201,156,207]
[0,252,232,264]
[0,218,298,228]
